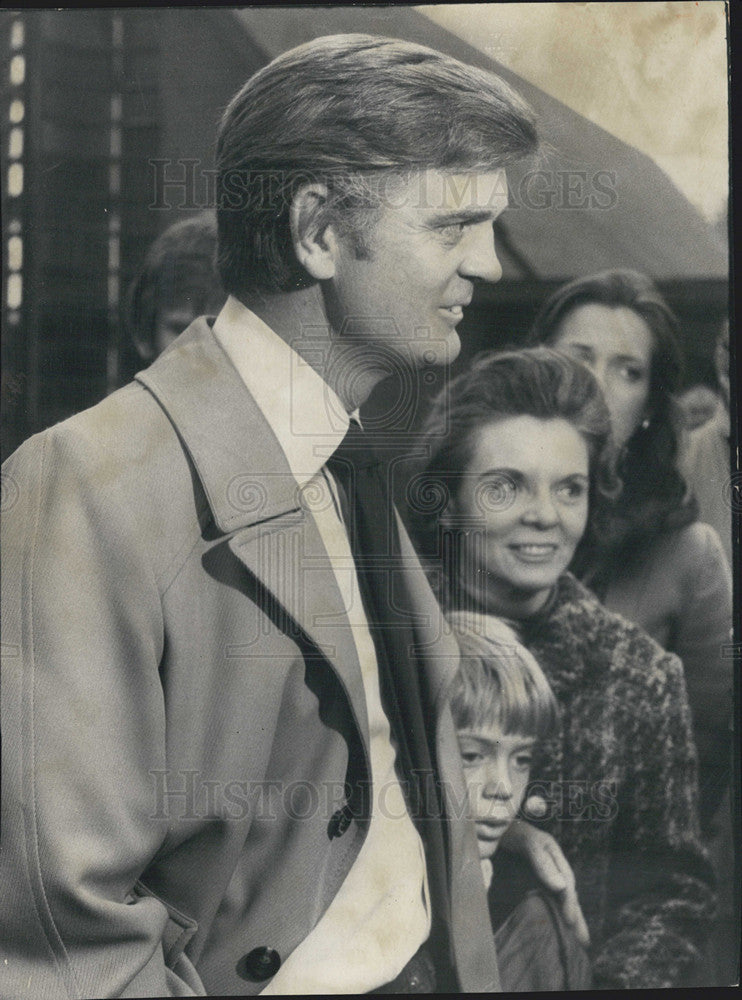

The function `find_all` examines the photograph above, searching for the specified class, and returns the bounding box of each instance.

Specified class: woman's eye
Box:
[475,475,517,514]
[555,480,586,502]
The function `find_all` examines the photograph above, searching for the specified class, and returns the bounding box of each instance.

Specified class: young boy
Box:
[448,611,592,991]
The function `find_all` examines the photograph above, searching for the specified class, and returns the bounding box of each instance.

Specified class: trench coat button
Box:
[328,804,352,839]
[237,946,281,982]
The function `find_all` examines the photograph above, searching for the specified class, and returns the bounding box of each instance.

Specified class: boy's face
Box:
[457,724,534,860]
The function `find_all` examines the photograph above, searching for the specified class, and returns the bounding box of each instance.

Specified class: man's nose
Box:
[459,223,502,284]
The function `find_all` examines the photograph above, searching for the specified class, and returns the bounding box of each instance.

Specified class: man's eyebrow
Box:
[426,208,504,227]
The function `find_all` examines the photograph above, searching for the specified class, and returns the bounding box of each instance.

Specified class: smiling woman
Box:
[409,347,715,989]
[443,414,590,617]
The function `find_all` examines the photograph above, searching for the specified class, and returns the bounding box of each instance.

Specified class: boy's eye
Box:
[514,753,533,770]
[618,362,646,383]
[460,750,483,766]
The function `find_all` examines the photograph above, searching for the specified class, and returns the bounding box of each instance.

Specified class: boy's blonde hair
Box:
[447,611,559,741]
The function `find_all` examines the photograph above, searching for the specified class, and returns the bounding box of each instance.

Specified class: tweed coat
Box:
[0,319,499,997]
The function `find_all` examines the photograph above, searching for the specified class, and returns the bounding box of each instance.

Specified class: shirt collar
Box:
[212,295,351,485]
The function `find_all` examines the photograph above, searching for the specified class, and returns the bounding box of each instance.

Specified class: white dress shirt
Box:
[212,296,430,994]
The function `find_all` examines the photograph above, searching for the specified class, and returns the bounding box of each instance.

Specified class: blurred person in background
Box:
[678,319,735,985]
[120,211,225,381]
[529,269,732,828]
[680,320,732,571]
[676,382,721,432]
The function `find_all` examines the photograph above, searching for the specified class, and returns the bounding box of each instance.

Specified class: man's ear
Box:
[290,182,339,281]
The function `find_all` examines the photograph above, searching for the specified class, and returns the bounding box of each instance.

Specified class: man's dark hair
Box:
[215,33,539,298]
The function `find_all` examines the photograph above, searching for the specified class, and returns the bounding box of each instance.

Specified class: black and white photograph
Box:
[1,3,737,995]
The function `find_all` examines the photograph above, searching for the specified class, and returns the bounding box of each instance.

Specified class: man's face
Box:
[327,169,509,371]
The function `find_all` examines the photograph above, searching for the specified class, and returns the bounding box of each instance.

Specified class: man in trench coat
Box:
[1,34,549,996]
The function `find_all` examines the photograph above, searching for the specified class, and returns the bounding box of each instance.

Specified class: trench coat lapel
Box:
[136,319,370,750]
[226,515,370,751]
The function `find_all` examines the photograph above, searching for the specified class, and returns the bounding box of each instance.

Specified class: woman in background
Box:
[529,269,732,825]
[410,347,714,989]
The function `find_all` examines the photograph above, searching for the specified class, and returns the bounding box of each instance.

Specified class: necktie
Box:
[327,421,453,984]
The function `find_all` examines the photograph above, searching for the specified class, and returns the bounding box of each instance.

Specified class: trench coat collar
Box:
[137,316,309,535]
[136,318,371,748]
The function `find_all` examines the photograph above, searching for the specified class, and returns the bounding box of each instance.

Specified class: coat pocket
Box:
[131,880,206,995]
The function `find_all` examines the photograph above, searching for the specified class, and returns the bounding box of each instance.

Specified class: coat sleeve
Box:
[672,524,733,822]
[0,427,205,998]
[592,641,716,990]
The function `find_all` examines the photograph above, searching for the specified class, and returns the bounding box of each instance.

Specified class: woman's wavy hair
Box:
[529,269,696,576]
[408,347,616,580]
[216,34,539,298]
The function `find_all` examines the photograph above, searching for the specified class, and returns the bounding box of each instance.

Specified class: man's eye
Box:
[514,753,533,770]
[460,751,483,766]
[439,222,467,243]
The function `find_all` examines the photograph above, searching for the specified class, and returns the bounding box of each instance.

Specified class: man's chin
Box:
[414,330,461,368]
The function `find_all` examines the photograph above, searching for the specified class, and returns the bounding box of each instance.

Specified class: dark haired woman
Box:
[410,347,714,989]
[529,269,732,825]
